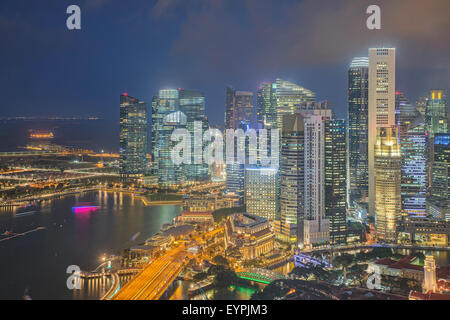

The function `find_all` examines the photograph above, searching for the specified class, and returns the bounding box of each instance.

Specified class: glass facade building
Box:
[324,119,347,245]
[119,94,148,182]
[244,167,279,221]
[348,57,369,203]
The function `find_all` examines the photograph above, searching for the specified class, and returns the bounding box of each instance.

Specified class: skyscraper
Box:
[324,119,347,245]
[279,114,305,243]
[256,83,277,129]
[348,57,369,204]
[303,115,330,247]
[244,167,278,220]
[179,89,210,182]
[273,78,315,130]
[375,126,402,243]
[430,133,449,201]
[400,114,427,218]
[119,93,147,182]
[151,89,179,177]
[224,86,254,130]
[226,162,245,203]
[425,90,448,137]
[368,48,396,217]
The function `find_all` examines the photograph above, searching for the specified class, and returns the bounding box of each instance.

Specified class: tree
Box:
[193,272,207,282]
[333,253,354,283]
[290,266,312,280]
[212,255,229,266]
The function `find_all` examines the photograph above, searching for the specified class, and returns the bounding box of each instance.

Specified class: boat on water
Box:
[14,202,39,218]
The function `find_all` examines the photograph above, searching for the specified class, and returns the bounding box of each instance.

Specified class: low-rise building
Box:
[174,211,214,225]
[224,213,275,260]
[397,217,449,246]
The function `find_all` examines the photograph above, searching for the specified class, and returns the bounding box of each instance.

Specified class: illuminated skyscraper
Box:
[430,133,449,202]
[368,48,396,217]
[151,89,179,176]
[225,86,254,130]
[119,93,147,182]
[425,90,448,137]
[400,114,427,218]
[179,89,210,182]
[244,167,279,220]
[273,78,315,130]
[256,83,277,129]
[324,119,347,245]
[226,162,245,203]
[303,115,329,247]
[280,114,305,243]
[348,57,369,203]
[375,126,402,243]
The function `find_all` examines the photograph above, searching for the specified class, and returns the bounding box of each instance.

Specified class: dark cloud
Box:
[164,0,450,72]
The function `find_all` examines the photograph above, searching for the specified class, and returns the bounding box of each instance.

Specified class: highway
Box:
[113,227,223,300]
[113,246,188,300]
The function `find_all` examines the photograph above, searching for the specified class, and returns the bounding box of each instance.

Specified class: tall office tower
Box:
[119,93,148,182]
[303,115,330,247]
[324,119,347,245]
[415,96,427,117]
[179,89,210,182]
[244,167,279,220]
[348,57,369,203]
[226,162,245,203]
[160,110,187,187]
[280,114,305,243]
[430,133,449,201]
[374,127,402,243]
[257,83,277,128]
[273,78,315,130]
[224,86,254,130]
[151,89,180,186]
[400,114,427,218]
[425,90,448,137]
[368,48,396,217]
[396,91,417,134]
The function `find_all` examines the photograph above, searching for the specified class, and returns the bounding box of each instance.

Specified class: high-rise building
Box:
[244,167,278,220]
[400,114,427,218]
[273,78,315,130]
[430,133,449,202]
[324,119,347,245]
[368,48,396,217]
[256,83,277,129]
[374,126,402,243]
[225,86,254,130]
[396,91,417,135]
[279,114,305,243]
[226,162,245,203]
[151,89,179,177]
[119,93,147,182]
[425,90,448,137]
[303,115,330,247]
[348,57,369,203]
[179,89,210,182]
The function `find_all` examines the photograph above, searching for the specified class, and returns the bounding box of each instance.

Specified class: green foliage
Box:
[212,254,229,266]
[212,205,245,222]
[193,272,207,282]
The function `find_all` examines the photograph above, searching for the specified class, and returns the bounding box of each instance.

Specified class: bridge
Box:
[293,251,332,269]
[236,268,286,284]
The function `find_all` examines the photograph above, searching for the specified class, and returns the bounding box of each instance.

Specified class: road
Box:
[113,246,188,300]
[113,227,223,300]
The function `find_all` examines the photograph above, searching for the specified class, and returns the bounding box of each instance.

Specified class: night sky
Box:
[0,0,449,125]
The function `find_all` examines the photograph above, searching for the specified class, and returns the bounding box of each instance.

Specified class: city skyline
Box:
[1,0,450,125]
